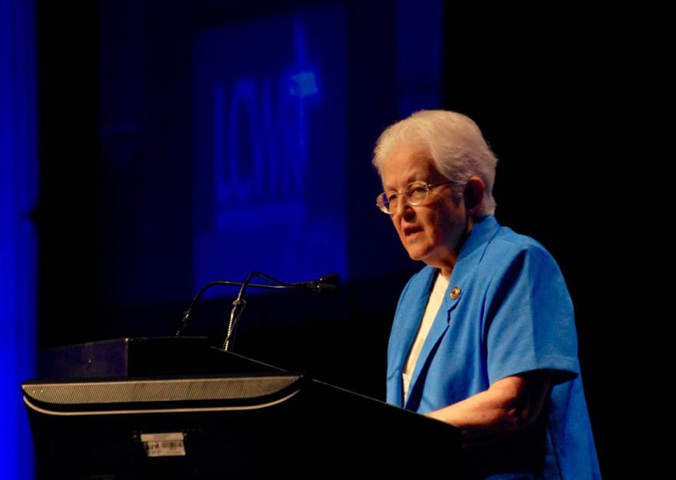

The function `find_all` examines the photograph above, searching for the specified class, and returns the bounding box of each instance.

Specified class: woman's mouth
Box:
[403,225,423,237]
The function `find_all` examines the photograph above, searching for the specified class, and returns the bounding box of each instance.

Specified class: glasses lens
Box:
[407,182,429,205]
[376,192,391,214]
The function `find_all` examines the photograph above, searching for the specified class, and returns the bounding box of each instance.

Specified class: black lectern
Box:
[23,337,460,479]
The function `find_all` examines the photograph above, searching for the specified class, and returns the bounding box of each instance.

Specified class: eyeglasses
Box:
[376,180,458,215]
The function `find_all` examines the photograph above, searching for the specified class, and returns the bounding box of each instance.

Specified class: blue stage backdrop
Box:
[192,6,347,290]
[0,0,38,478]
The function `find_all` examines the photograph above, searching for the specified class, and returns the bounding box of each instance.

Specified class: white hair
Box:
[373,110,498,216]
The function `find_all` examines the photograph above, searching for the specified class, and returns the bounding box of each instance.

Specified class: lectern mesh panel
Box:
[23,376,301,405]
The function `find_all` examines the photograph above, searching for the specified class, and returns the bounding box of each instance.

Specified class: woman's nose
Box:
[402,203,416,221]
[392,198,415,220]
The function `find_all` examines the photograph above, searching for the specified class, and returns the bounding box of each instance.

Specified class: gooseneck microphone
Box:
[290,273,341,295]
[174,273,288,338]
[175,272,340,351]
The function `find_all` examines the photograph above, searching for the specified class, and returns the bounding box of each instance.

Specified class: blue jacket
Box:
[387,216,601,479]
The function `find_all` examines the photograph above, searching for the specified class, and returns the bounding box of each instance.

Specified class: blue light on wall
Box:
[0,0,38,478]
[395,0,442,116]
[193,6,347,290]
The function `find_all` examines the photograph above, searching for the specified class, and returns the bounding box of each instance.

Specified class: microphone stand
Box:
[175,272,340,352]
[223,271,285,352]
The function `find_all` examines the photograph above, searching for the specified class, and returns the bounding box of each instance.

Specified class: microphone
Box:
[175,272,341,347]
[291,273,341,295]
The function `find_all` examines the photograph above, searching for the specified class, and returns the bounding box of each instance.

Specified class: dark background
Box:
[35,1,652,477]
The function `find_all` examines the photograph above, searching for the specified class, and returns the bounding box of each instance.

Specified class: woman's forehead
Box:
[381,145,443,188]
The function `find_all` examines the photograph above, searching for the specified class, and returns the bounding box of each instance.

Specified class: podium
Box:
[23,337,461,479]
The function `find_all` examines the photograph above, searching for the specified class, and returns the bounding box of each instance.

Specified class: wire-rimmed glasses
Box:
[375,180,457,215]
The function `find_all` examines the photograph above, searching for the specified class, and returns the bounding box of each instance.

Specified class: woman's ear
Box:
[464,177,486,215]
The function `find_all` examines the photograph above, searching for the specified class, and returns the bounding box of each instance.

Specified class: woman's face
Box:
[381,144,469,274]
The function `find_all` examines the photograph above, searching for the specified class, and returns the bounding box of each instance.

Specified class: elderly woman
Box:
[373,110,600,479]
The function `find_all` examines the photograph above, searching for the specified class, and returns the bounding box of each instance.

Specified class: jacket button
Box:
[450,286,461,300]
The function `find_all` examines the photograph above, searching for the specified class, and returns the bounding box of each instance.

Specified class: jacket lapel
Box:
[402,216,501,410]
[403,285,461,409]
[387,268,435,407]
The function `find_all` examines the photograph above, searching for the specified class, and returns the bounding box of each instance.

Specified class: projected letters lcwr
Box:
[212,70,318,228]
